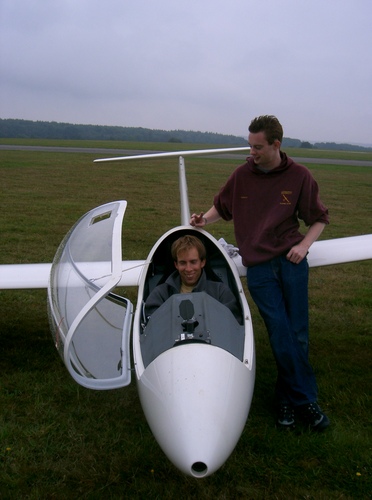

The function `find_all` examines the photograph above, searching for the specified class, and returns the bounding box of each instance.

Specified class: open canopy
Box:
[48,201,133,389]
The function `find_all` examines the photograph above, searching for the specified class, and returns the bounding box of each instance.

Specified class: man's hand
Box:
[287,222,326,264]
[286,243,309,264]
[190,213,206,227]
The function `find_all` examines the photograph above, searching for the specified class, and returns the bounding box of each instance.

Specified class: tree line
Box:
[0,119,246,145]
[0,118,371,152]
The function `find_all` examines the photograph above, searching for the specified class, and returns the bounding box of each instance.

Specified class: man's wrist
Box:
[202,216,207,225]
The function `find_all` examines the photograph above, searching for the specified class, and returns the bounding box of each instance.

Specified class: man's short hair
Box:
[171,235,206,262]
[249,115,283,144]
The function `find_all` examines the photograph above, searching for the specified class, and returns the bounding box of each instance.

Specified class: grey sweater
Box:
[145,270,242,323]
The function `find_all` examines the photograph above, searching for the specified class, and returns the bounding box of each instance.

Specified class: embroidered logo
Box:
[280,191,292,205]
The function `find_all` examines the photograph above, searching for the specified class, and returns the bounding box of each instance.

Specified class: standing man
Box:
[190,115,330,431]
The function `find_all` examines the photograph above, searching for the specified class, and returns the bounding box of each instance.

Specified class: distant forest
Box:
[1,118,371,152]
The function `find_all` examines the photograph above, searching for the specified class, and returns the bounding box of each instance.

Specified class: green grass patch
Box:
[0,145,371,498]
[2,137,372,161]
[0,138,248,153]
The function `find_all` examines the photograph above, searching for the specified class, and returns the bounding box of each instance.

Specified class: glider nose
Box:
[191,461,208,478]
[137,343,254,477]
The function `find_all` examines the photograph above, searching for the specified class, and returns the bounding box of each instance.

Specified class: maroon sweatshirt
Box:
[214,153,329,267]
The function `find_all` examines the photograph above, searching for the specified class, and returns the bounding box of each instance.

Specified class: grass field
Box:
[0,143,371,498]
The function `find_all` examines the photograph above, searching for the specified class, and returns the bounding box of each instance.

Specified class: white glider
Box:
[1,146,371,478]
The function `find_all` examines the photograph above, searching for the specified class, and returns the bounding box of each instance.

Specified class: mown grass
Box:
[0,144,371,498]
[2,137,372,161]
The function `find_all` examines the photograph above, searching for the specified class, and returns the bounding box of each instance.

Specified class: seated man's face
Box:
[174,247,206,287]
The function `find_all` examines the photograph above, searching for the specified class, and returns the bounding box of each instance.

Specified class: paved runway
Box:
[1,144,372,167]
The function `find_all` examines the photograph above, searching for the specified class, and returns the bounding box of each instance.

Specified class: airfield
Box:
[0,143,371,498]
[1,143,372,167]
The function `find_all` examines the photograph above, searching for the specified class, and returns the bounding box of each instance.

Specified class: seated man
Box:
[145,235,242,322]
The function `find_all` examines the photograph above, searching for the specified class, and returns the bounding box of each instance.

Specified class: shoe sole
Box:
[309,415,330,432]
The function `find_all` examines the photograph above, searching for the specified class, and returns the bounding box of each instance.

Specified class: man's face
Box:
[174,247,205,287]
[248,131,281,170]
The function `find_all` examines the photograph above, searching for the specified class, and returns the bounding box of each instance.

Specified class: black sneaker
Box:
[296,402,330,431]
[277,402,295,429]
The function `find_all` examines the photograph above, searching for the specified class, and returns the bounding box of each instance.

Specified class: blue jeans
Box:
[247,255,318,406]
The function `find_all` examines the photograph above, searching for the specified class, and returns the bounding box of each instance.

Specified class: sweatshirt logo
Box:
[280,191,292,205]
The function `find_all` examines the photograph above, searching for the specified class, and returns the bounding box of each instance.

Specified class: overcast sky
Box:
[1,0,371,144]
